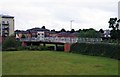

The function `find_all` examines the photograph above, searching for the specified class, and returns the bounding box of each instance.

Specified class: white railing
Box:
[20,37,102,44]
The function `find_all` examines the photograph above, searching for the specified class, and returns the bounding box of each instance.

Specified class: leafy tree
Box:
[108,17,120,40]
[41,26,46,29]
[78,28,100,38]
[70,29,75,33]
[108,18,120,30]
[51,29,56,32]
[110,30,120,40]
[21,34,26,38]
[2,36,18,51]
[99,29,104,33]
[76,29,81,32]
[60,28,66,32]
[99,29,104,38]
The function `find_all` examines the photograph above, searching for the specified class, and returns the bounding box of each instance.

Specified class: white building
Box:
[0,15,14,37]
[37,32,45,41]
[103,30,111,38]
[118,1,120,29]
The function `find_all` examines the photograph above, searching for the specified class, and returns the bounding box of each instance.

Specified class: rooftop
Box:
[27,27,50,32]
[0,14,14,18]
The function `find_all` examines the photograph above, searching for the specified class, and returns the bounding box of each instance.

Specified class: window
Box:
[7,21,9,24]
[2,21,5,24]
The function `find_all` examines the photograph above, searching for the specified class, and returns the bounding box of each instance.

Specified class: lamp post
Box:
[70,20,74,30]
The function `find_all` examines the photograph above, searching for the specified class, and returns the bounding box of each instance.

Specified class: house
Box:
[15,30,30,39]
[103,30,111,38]
[27,27,50,37]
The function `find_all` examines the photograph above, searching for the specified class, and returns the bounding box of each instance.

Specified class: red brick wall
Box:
[64,43,71,52]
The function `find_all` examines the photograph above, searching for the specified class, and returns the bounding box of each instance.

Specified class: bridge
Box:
[20,37,102,52]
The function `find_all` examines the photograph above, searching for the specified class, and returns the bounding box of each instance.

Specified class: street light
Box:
[70,20,74,30]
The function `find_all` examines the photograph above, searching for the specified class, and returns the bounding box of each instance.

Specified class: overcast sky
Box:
[0,0,119,31]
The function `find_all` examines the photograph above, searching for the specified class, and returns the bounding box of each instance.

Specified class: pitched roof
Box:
[27,27,50,32]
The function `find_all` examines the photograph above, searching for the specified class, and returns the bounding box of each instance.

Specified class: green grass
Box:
[2,51,119,75]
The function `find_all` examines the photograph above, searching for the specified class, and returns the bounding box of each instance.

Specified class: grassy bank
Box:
[2,51,119,75]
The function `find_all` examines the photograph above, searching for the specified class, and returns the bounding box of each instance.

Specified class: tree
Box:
[99,29,104,33]
[116,19,120,30]
[41,26,46,29]
[78,28,100,38]
[2,36,18,51]
[51,29,56,32]
[70,29,75,33]
[108,18,120,40]
[99,29,104,38]
[108,17,120,30]
[60,28,66,32]
[21,34,26,38]
[76,29,81,32]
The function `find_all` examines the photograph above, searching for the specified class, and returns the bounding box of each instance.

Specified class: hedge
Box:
[19,45,64,51]
[18,45,48,51]
[71,43,120,60]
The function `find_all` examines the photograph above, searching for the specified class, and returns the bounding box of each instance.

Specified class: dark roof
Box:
[27,27,50,32]
[0,15,14,18]
[49,31,57,34]
[15,30,29,34]
[71,32,79,35]
[57,32,70,36]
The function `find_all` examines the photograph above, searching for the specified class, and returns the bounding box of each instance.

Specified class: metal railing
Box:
[20,37,103,44]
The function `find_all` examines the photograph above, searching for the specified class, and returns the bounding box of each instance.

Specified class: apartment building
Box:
[0,15,14,37]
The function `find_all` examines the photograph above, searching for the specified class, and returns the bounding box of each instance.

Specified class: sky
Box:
[0,0,119,31]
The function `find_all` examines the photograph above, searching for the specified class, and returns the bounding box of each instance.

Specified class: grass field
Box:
[2,51,119,75]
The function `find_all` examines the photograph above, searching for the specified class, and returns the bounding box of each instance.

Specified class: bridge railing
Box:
[20,37,102,43]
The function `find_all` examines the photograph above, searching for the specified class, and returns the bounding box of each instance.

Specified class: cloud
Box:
[0,0,119,31]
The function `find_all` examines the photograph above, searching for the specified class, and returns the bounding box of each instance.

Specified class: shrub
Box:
[2,36,18,51]
[71,43,120,60]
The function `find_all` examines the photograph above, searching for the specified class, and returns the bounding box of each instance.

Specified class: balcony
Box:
[2,26,9,30]
[2,21,9,25]
[2,30,9,33]
[2,34,9,37]
[2,23,9,25]
[3,27,9,30]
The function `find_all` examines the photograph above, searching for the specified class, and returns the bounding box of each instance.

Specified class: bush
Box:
[2,36,19,51]
[71,43,120,60]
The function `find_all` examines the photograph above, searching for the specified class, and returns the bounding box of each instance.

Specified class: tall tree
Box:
[116,19,120,30]
[108,18,120,40]
[108,17,118,30]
